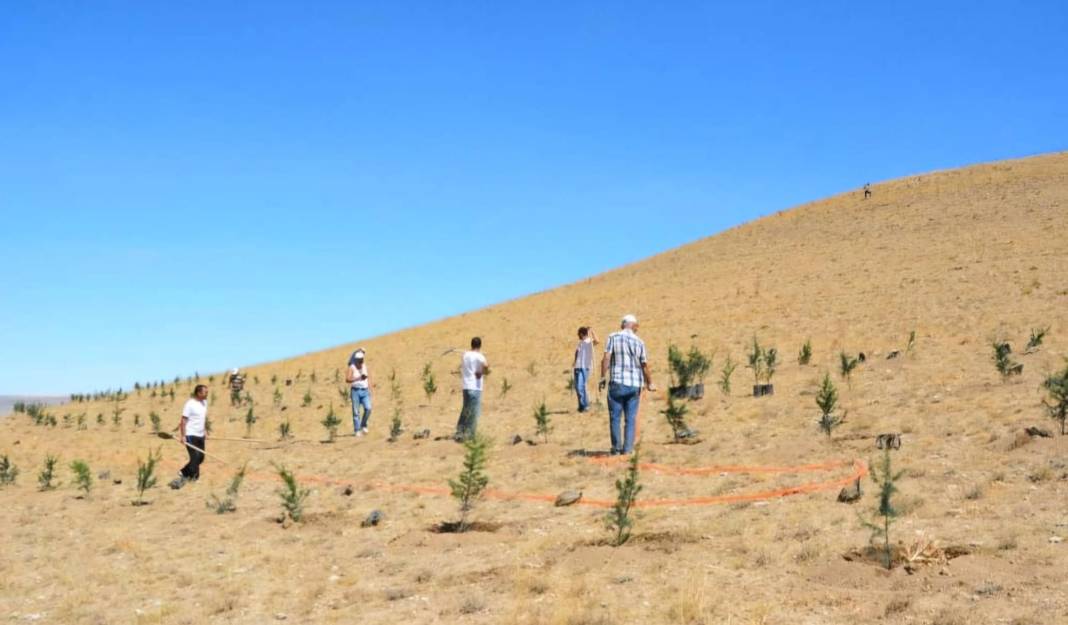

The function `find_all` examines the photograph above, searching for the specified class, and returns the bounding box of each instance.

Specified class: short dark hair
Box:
[471,336,482,349]
[193,384,208,396]
[578,326,589,338]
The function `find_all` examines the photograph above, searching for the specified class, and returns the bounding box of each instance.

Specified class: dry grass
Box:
[1,153,1067,624]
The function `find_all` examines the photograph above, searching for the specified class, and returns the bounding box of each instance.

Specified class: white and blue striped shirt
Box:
[605,329,647,387]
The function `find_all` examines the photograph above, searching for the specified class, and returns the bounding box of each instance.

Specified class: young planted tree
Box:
[992,341,1022,379]
[448,434,490,532]
[422,362,437,402]
[605,445,642,546]
[661,395,690,442]
[533,400,552,443]
[274,463,311,523]
[111,404,125,428]
[134,448,162,505]
[816,373,844,437]
[719,355,737,395]
[278,419,292,440]
[77,413,87,430]
[839,352,859,386]
[70,460,93,497]
[149,411,161,434]
[1041,361,1068,435]
[862,449,905,570]
[764,348,779,384]
[97,413,105,426]
[0,455,19,486]
[500,377,512,397]
[320,404,341,442]
[1025,326,1049,353]
[38,454,59,490]
[906,330,917,355]
[244,407,257,437]
[389,409,403,442]
[273,387,283,407]
[301,389,313,407]
[208,464,248,514]
[747,337,766,386]
[667,344,712,391]
[798,339,813,365]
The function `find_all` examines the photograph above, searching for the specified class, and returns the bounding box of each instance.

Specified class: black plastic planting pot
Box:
[752,384,774,397]
[669,384,705,400]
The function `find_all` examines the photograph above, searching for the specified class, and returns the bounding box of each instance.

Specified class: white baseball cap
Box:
[622,314,638,325]
[231,368,239,375]
[354,349,366,359]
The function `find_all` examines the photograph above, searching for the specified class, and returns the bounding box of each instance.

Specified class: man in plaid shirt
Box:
[599,314,657,455]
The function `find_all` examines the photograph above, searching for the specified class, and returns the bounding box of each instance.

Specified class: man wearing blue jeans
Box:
[347,349,372,436]
[455,336,490,441]
[572,326,598,412]
[599,314,657,455]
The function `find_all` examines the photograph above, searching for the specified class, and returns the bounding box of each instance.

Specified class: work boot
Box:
[169,475,186,490]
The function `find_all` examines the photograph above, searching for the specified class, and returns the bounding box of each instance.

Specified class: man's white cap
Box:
[231,368,239,375]
[354,349,366,358]
[622,314,638,325]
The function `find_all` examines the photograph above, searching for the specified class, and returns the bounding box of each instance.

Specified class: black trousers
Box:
[180,435,206,480]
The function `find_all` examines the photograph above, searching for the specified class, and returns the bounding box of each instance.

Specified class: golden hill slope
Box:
[1,152,1067,625]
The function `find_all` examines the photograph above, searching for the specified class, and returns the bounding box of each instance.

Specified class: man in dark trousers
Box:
[170,384,209,489]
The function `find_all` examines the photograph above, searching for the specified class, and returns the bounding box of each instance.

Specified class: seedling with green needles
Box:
[533,400,552,443]
[816,373,845,437]
[38,455,59,491]
[605,445,642,546]
[448,435,490,532]
[134,448,162,505]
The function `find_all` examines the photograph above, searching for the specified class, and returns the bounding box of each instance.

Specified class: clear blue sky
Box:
[2,2,1065,395]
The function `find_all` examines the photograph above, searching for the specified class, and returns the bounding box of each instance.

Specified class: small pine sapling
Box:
[207,464,248,514]
[244,407,256,437]
[278,419,292,440]
[448,434,490,532]
[526,361,537,377]
[533,400,552,443]
[97,413,105,426]
[133,413,142,428]
[667,344,712,389]
[605,445,642,546]
[764,347,779,384]
[274,463,310,523]
[906,330,917,355]
[992,341,1022,379]
[719,355,737,395]
[798,339,812,365]
[38,454,59,490]
[70,460,93,497]
[389,409,403,442]
[1025,326,1049,353]
[422,362,437,402]
[273,387,283,407]
[661,395,690,442]
[747,337,766,386]
[0,455,19,486]
[1041,361,1068,435]
[149,411,161,433]
[301,389,313,407]
[134,448,162,505]
[320,404,341,442]
[816,373,844,437]
[862,449,905,570]
[839,352,859,386]
[77,413,87,430]
[310,370,317,383]
[500,377,512,397]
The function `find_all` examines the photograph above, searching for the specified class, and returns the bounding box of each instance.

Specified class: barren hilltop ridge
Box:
[2,153,1066,624]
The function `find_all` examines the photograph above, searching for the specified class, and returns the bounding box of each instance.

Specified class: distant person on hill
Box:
[572,326,599,412]
[863,183,872,199]
[227,368,246,406]
[455,337,490,441]
[346,349,372,436]
[170,384,209,489]
[599,314,657,455]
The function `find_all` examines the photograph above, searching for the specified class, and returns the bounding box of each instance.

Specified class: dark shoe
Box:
[169,477,185,490]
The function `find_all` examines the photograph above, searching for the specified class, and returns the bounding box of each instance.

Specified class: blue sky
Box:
[2,2,1066,395]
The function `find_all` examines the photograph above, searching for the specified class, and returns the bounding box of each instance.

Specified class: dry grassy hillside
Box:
[1,153,1067,625]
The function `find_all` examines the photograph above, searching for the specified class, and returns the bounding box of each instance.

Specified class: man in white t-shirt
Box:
[572,326,599,412]
[346,349,372,436]
[455,336,490,441]
[170,384,209,489]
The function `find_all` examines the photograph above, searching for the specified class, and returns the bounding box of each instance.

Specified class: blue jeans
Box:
[351,387,372,432]
[607,383,641,454]
[455,390,482,440]
[574,368,589,411]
